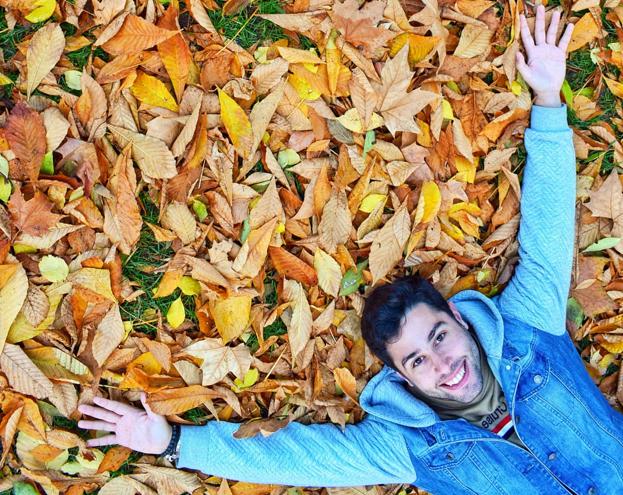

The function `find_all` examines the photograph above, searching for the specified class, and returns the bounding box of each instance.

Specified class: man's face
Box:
[385,301,484,403]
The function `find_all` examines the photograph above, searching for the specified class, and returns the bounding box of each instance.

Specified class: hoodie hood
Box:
[359,289,506,428]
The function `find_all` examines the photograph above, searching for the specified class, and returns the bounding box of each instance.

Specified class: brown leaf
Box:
[330,0,395,58]
[0,344,54,399]
[4,102,47,184]
[26,23,65,99]
[8,188,62,237]
[318,187,351,254]
[101,14,178,55]
[369,203,411,284]
[373,44,440,135]
[103,145,142,255]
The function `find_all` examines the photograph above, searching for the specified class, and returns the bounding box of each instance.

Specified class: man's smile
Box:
[440,359,469,390]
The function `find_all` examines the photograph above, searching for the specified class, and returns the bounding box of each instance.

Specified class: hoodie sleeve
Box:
[492,103,576,336]
[176,416,417,487]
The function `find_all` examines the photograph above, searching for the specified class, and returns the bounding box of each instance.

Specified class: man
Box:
[78,6,623,494]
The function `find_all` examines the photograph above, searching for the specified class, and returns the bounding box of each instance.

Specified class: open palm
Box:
[78,393,172,454]
[516,4,575,98]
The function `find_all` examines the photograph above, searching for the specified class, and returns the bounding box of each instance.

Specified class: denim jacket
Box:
[177,105,623,494]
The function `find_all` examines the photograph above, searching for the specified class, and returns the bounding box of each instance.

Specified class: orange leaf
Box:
[268,246,318,286]
[96,446,132,473]
[147,385,219,415]
[157,6,192,102]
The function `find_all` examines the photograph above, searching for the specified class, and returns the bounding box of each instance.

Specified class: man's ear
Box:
[397,370,414,387]
[448,301,468,330]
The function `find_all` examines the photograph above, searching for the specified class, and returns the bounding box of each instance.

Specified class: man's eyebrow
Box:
[401,320,446,369]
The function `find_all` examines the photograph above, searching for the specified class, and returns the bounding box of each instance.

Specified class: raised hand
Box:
[516,3,575,107]
[78,392,172,454]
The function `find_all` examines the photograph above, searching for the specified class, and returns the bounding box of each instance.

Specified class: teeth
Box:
[444,362,465,386]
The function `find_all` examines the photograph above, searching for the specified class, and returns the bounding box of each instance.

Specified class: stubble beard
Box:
[431,331,484,403]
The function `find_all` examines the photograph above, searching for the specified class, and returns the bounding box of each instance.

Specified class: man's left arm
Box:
[492,102,576,335]
[491,5,576,335]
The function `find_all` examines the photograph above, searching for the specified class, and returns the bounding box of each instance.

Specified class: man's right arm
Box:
[177,417,418,487]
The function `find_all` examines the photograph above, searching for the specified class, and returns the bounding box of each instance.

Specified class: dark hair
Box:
[361,274,455,370]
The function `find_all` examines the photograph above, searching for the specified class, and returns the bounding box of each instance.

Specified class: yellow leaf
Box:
[414,181,441,224]
[313,248,342,297]
[567,12,600,52]
[442,99,454,120]
[130,352,162,374]
[336,108,384,133]
[454,156,477,183]
[449,201,481,216]
[218,89,253,159]
[25,0,56,23]
[603,76,623,99]
[39,255,68,283]
[179,276,201,295]
[166,296,185,329]
[233,367,259,391]
[289,73,321,101]
[209,295,252,343]
[359,193,387,213]
[0,72,13,85]
[389,33,437,66]
[131,71,179,112]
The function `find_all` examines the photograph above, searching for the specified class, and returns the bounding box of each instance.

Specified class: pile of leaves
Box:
[0,0,622,493]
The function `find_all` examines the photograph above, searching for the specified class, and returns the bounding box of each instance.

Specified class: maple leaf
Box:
[373,44,441,136]
[8,188,62,237]
[330,0,395,58]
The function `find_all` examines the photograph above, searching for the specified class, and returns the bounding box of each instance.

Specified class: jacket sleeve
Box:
[492,103,576,336]
[176,416,417,487]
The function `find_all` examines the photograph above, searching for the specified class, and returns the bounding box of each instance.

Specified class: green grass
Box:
[120,193,197,335]
[0,10,45,60]
[208,0,287,49]
[204,0,315,50]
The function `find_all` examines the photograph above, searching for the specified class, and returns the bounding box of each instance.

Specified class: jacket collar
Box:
[359,290,506,428]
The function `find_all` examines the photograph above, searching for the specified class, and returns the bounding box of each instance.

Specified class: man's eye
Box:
[436,332,446,343]
[412,357,423,368]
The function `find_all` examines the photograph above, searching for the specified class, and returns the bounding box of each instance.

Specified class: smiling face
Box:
[385,301,484,403]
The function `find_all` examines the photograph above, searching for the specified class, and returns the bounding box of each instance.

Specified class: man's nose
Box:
[433,355,454,377]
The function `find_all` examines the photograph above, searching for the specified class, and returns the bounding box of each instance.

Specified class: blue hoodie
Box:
[176,103,580,488]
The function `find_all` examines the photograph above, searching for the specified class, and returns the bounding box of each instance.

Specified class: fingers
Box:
[93,396,140,415]
[546,9,561,45]
[86,434,117,448]
[78,420,116,432]
[558,22,575,54]
[534,3,546,45]
[519,13,535,57]
[140,392,155,417]
[78,404,121,424]
[515,51,529,76]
